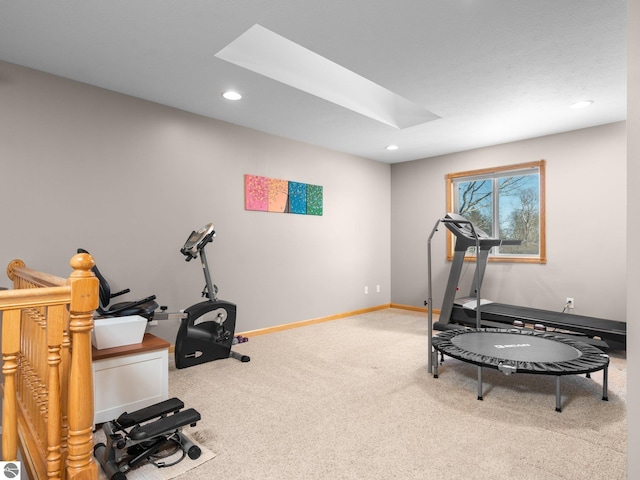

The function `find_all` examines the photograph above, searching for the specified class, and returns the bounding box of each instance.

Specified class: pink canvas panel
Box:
[245,174,269,211]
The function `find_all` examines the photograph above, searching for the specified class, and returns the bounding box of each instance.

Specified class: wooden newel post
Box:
[2,260,24,462]
[65,253,99,480]
[1,308,20,461]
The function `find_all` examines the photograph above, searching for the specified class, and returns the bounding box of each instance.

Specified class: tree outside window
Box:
[445,160,546,263]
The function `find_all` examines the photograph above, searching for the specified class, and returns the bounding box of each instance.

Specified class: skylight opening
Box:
[215,24,439,129]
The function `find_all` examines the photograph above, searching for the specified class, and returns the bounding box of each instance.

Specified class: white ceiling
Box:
[0,1,627,163]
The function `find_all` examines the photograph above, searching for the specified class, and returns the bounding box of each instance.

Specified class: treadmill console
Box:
[444,213,492,239]
[442,213,522,250]
[443,213,502,250]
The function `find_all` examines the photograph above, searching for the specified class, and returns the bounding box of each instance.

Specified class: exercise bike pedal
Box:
[117,397,185,428]
[216,330,231,343]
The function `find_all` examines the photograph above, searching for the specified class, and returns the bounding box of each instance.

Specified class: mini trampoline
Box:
[431,328,610,412]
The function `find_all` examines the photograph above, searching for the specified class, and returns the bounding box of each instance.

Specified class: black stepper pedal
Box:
[116,397,185,428]
[129,408,201,441]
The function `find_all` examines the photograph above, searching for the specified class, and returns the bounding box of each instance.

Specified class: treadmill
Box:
[434,213,626,350]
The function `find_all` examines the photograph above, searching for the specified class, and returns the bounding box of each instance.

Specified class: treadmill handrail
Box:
[427,216,483,374]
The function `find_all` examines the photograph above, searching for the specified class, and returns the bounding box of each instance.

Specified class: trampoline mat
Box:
[432,328,609,375]
[452,331,578,362]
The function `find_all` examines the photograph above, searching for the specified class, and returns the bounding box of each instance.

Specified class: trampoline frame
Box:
[431,327,609,412]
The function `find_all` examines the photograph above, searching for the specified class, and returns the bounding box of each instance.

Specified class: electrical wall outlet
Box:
[376,284,380,293]
[566,297,575,309]
[364,286,368,294]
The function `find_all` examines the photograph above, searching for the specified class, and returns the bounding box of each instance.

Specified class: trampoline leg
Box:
[602,366,609,402]
[477,367,483,401]
[432,350,439,378]
[555,377,562,413]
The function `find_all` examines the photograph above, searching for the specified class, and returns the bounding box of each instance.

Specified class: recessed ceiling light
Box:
[222,91,242,100]
[570,100,593,109]
[386,144,399,151]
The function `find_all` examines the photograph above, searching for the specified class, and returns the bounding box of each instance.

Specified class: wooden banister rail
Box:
[1,254,99,480]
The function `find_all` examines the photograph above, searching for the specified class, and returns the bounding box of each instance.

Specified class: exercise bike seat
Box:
[117,397,185,428]
[129,408,201,442]
[77,248,159,320]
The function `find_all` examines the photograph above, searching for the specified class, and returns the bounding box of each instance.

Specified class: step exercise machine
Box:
[173,223,250,368]
[94,398,201,480]
[431,213,626,350]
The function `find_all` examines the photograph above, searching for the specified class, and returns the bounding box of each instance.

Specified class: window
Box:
[445,160,546,263]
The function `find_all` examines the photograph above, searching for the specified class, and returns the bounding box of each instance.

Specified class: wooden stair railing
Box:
[1,253,99,480]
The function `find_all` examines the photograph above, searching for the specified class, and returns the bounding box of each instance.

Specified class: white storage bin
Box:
[91,315,147,350]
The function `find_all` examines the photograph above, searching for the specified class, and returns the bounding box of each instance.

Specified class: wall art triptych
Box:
[244,174,323,216]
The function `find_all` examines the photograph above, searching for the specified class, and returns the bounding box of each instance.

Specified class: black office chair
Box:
[77,248,159,320]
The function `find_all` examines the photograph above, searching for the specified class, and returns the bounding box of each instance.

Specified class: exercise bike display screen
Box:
[184,232,201,249]
[181,224,215,258]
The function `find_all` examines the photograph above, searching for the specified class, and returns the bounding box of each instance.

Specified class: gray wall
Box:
[627,0,639,476]
[0,61,391,339]
[390,122,627,322]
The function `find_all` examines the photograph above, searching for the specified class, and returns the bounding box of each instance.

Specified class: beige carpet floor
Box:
[162,309,626,480]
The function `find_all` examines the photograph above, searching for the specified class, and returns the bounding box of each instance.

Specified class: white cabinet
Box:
[92,334,169,425]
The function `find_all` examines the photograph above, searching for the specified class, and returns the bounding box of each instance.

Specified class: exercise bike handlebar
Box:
[180,223,216,261]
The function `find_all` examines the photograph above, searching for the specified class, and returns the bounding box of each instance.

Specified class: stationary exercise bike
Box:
[174,223,250,368]
[80,224,248,367]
